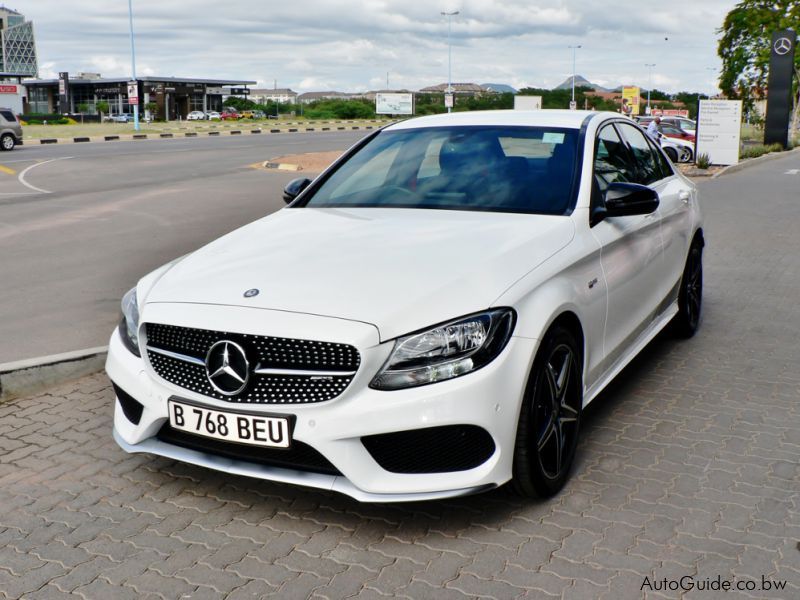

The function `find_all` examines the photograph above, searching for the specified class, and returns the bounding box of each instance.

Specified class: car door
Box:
[589,122,664,371]
[616,121,691,314]
[646,132,694,304]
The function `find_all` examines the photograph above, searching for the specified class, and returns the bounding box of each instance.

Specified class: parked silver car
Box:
[0,108,22,151]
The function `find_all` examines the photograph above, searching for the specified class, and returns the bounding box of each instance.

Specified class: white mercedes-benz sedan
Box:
[107,110,703,502]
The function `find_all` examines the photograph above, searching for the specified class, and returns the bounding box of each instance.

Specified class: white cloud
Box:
[22,0,735,93]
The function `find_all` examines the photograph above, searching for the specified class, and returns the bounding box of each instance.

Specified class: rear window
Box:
[299,126,580,215]
[0,110,16,122]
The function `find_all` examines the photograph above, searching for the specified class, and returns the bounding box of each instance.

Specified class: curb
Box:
[25,121,394,146]
[0,346,108,403]
[712,146,800,179]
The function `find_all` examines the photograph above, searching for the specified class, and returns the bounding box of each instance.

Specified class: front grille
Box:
[362,425,496,474]
[157,424,342,476]
[145,323,360,405]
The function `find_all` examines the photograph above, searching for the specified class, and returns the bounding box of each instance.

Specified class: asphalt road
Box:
[0,132,366,363]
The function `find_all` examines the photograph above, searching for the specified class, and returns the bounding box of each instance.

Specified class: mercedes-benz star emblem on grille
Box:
[244,288,259,298]
[774,37,793,56]
[205,341,250,395]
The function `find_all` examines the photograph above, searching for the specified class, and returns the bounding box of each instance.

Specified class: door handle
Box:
[679,190,690,204]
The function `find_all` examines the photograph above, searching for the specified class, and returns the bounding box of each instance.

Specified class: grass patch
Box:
[740,143,785,159]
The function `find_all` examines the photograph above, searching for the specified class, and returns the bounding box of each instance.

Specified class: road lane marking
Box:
[0,164,16,175]
[785,169,799,175]
[17,157,73,194]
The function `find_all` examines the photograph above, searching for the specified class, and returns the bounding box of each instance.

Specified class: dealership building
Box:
[23,75,256,120]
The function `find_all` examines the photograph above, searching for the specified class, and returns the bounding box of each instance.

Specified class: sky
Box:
[14,0,738,94]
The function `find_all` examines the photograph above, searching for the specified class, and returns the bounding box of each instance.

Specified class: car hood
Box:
[145,208,575,341]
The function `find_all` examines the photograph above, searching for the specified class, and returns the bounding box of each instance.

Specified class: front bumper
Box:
[106,305,537,502]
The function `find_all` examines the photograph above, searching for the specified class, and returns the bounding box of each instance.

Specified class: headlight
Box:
[370,309,515,390]
[119,287,141,357]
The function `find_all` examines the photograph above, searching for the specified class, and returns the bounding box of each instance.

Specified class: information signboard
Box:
[444,93,454,109]
[696,99,743,165]
[375,92,413,115]
[127,81,139,105]
[513,95,542,110]
[622,86,641,116]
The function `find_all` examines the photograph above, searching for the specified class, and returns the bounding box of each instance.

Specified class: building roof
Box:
[249,88,297,95]
[0,5,23,16]
[296,91,349,99]
[24,76,256,86]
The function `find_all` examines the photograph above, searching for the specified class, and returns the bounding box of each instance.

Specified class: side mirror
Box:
[591,182,659,226]
[283,177,312,204]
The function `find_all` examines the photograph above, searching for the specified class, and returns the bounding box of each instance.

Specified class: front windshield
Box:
[299,126,580,214]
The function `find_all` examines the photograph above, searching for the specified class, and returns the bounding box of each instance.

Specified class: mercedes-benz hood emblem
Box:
[205,340,249,395]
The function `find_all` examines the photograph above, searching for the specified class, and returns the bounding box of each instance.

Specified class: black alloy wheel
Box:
[512,325,582,498]
[673,239,703,338]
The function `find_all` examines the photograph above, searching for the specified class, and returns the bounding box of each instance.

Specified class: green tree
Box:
[718,0,800,113]
[96,100,109,121]
[145,101,158,120]
[76,102,89,123]
[304,99,375,119]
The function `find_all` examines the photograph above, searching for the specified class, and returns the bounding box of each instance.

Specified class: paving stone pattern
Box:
[2,161,800,598]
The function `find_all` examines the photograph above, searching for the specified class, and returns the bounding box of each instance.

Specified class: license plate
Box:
[168,400,290,448]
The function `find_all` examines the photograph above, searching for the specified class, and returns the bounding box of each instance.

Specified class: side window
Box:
[646,136,674,179]
[0,110,15,122]
[616,123,661,185]
[594,124,634,191]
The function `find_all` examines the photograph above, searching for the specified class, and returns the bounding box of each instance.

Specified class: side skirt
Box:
[583,301,678,407]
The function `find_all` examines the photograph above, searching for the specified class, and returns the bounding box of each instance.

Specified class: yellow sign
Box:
[622,86,641,116]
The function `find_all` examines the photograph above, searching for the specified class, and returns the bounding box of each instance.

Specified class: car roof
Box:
[385,109,615,131]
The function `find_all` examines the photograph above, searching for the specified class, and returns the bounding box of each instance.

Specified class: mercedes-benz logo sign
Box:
[774,37,793,56]
[205,340,249,396]
[244,288,259,298]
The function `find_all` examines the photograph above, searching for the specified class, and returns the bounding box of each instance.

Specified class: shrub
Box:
[740,143,785,159]
[696,153,711,169]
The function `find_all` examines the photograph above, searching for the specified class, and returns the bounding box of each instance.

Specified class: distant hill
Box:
[554,75,610,92]
[481,83,518,94]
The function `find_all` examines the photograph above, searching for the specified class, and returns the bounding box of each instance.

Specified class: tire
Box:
[672,238,703,338]
[1,134,15,151]
[679,147,693,163]
[664,146,678,162]
[512,325,583,498]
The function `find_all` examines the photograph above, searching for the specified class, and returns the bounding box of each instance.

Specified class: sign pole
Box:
[128,0,140,132]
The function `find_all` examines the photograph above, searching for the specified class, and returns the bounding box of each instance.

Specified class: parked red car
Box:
[636,117,696,143]
[659,124,696,143]
[220,110,240,121]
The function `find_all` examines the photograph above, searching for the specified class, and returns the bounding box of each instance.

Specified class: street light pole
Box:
[569,45,582,108]
[128,0,140,131]
[705,67,718,96]
[441,10,459,113]
[645,63,656,114]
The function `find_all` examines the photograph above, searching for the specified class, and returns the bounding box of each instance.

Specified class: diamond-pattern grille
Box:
[145,323,360,404]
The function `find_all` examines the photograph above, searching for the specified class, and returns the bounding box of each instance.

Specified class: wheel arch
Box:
[693,227,705,248]
[547,311,585,367]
